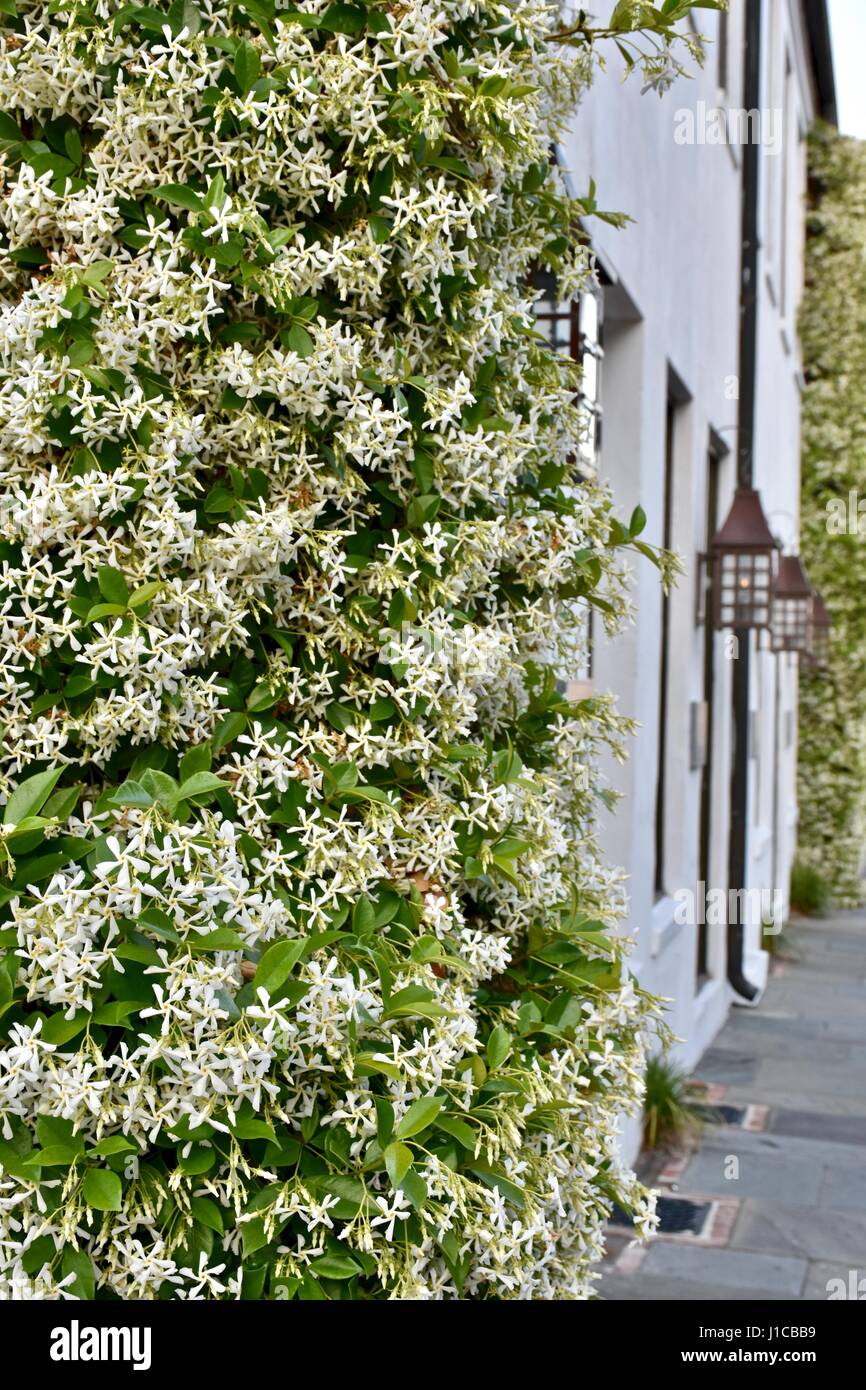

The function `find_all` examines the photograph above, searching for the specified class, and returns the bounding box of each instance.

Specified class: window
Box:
[531,269,604,476]
[532,269,603,689]
[654,370,690,898]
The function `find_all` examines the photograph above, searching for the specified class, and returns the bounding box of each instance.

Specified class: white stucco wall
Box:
[558,0,819,1160]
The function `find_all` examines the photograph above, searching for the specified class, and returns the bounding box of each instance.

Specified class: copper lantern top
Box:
[710,488,779,553]
[772,554,812,600]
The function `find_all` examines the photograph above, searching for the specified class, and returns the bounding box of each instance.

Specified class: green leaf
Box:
[369,214,391,244]
[384,1141,413,1187]
[5,814,51,847]
[62,1247,95,1300]
[178,743,211,782]
[0,111,22,146]
[384,985,450,1020]
[91,1000,142,1027]
[40,785,80,823]
[486,1024,512,1070]
[138,907,181,942]
[128,580,163,610]
[154,183,204,212]
[191,1195,225,1234]
[204,170,226,211]
[84,602,127,624]
[89,1135,137,1157]
[398,1169,427,1211]
[436,1115,476,1150]
[309,1253,362,1280]
[395,1095,443,1139]
[3,768,62,827]
[241,1216,269,1257]
[40,1011,89,1046]
[107,779,154,809]
[407,493,440,528]
[260,1137,302,1168]
[230,1112,278,1143]
[97,565,130,606]
[81,260,113,288]
[351,895,376,937]
[176,771,225,802]
[213,711,247,751]
[468,1166,525,1209]
[319,3,366,33]
[82,1168,123,1212]
[254,938,306,996]
[286,323,314,357]
[178,1145,217,1176]
[23,1144,80,1168]
[374,1096,394,1148]
[493,836,531,860]
[246,682,280,712]
[234,39,261,93]
[65,338,96,370]
[64,128,83,165]
[187,927,247,951]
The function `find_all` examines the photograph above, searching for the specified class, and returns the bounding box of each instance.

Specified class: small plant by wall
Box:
[642,1055,704,1152]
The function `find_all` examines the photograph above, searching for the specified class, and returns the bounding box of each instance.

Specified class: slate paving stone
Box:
[693,1050,759,1085]
[753,1058,866,1099]
[641,1243,807,1297]
[768,1110,866,1146]
[719,1014,866,1044]
[600,1274,798,1302]
[721,1089,866,1119]
[698,1126,866,1173]
[704,1033,856,1064]
[818,1169,866,1214]
[731,1201,866,1264]
[680,1145,822,1205]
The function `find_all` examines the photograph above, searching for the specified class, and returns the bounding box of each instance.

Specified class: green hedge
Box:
[798,124,866,907]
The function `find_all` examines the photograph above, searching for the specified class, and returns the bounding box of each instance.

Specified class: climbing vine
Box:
[0,0,703,1300]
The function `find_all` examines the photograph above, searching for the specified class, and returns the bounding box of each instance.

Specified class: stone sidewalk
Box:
[601,913,866,1301]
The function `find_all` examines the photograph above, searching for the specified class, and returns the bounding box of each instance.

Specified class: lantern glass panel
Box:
[811,627,831,664]
[772,594,811,652]
[716,550,773,628]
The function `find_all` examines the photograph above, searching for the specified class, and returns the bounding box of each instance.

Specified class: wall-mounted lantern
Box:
[770,554,813,654]
[807,589,832,666]
[707,487,779,630]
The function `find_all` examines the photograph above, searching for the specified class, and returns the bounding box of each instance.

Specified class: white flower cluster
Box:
[0,0,679,1301]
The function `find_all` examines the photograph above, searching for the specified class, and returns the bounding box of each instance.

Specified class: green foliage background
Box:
[798,123,866,907]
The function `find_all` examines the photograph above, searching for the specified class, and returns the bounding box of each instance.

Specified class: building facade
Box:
[554,0,835,1156]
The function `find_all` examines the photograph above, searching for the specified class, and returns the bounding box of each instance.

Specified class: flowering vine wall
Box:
[0,0,700,1300]
[798,124,866,907]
